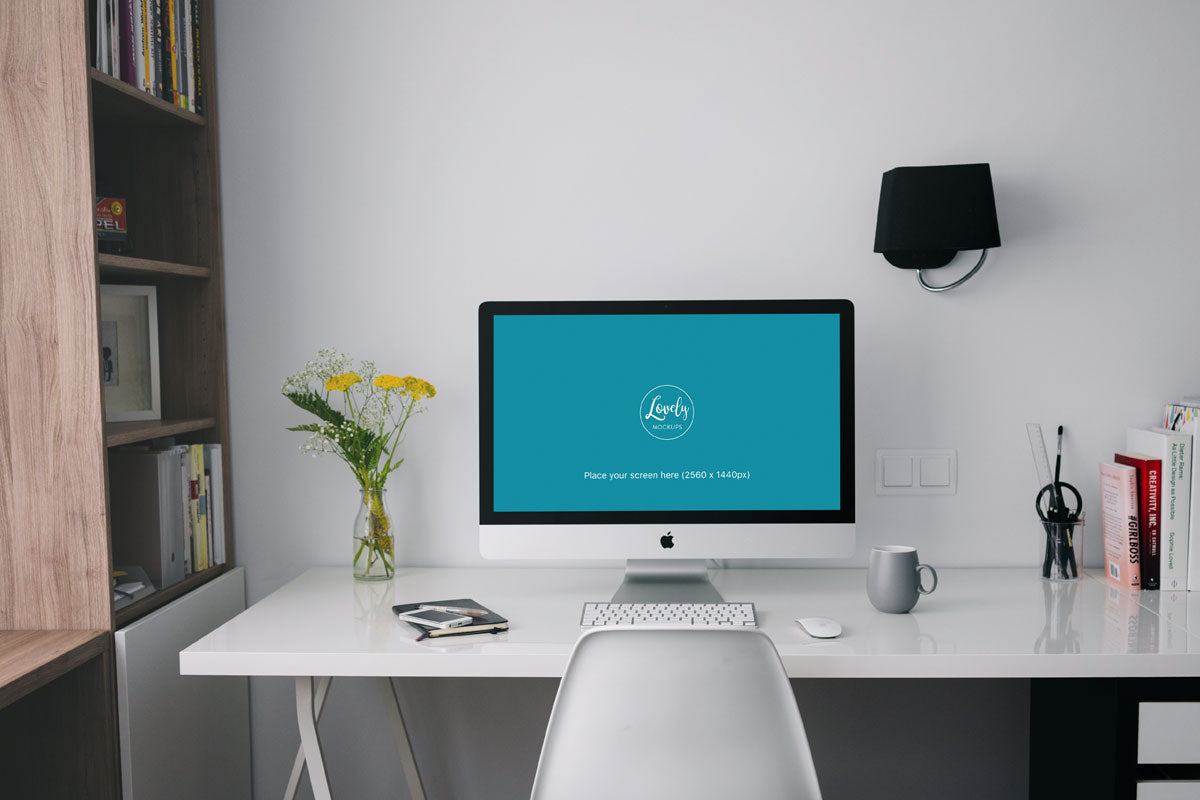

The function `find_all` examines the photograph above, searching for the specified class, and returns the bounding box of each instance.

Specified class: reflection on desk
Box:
[181,568,1200,680]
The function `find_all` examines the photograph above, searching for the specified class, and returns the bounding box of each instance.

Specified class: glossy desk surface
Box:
[180,567,1200,679]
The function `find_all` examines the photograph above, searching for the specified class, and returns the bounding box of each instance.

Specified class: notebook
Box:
[392,598,508,639]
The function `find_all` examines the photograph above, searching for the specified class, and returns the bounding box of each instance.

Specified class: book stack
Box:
[93,0,204,114]
[108,442,225,594]
[1102,398,1200,591]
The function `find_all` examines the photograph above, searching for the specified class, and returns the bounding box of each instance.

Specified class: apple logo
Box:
[660,532,674,549]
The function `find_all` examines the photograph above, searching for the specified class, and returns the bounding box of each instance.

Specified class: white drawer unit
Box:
[115,568,251,800]
[1138,702,1200,764]
[1138,782,1200,799]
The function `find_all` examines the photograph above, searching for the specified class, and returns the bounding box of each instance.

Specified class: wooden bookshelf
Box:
[0,1,232,796]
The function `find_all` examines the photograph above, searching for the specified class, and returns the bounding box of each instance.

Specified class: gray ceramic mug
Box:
[867,546,938,614]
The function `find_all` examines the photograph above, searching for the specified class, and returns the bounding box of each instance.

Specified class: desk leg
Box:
[379,678,427,800]
[286,676,333,800]
[295,676,334,800]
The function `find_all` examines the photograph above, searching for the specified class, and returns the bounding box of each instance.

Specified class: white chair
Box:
[530,627,823,800]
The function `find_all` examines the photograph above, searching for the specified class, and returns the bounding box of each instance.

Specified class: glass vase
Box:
[353,486,394,581]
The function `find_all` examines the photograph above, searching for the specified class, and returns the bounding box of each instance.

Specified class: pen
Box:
[419,604,488,617]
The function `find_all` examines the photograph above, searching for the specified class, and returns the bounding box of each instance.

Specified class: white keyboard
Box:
[580,602,758,628]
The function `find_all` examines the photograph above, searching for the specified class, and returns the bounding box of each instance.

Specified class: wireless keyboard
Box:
[580,602,758,628]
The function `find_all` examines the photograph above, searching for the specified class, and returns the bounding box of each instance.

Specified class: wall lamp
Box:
[874,163,1001,293]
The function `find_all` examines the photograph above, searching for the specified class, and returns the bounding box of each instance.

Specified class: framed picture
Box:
[100,284,161,422]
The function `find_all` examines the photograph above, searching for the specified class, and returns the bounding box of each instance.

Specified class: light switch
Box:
[920,456,952,487]
[876,449,957,495]
[882,456,913,487]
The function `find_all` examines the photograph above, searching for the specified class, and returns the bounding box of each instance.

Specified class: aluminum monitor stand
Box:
[610,559,725,603]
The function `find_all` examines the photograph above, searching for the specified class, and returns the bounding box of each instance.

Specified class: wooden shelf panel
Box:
[89,68,204,127]
[105,417,217,448]
[114,566,230,629]
[0,631,108,712]
[97,253,211,279]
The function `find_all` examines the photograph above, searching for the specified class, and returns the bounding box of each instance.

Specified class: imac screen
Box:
[480,300,853,526]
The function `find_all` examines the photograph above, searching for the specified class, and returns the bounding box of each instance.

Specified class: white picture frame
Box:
[100,284,161,422]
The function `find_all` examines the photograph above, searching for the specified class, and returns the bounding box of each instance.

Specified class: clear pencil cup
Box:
[1040,515,1084,581]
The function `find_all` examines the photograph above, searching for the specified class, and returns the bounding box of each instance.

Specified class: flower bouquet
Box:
[283,349,436,580]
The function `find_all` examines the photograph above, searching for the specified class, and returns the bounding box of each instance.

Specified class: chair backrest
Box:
[530,627,822,800]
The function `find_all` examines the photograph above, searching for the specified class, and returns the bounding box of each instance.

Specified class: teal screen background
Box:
[492,313,842,512]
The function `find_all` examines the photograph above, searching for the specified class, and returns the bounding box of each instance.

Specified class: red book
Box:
[1116,453,1162,590]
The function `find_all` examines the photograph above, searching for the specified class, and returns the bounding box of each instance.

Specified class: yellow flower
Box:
[325,372,362,392]
[401,375,436,400]
[373,374,403,390]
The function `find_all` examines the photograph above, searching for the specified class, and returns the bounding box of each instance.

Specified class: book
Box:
[155,0,171,103]
[182,0,194,110]
[1141,420,1194,591]
[1100,461,1141,589]
[188,443,207,570]
[138,0,150,92]
[1115,452,1161,590]
[190,0,202,113]
[108,448,187,589]
[205,443,225,565]
[391,598,508,639]
[119,0,135,87]
[166,0,179,105]
[169,444,192,574]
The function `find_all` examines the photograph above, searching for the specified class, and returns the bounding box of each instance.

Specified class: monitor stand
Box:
[610,559,725,603]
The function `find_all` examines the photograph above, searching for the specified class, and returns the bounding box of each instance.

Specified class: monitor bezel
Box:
[479,298,855,527]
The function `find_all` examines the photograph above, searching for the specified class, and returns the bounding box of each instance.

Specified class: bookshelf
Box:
[0,1,232,796]
[90,0,234,622]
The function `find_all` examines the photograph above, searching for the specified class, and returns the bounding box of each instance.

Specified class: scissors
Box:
[1036,480,1082,579]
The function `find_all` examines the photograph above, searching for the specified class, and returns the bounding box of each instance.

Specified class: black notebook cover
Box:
[392,597,508,638]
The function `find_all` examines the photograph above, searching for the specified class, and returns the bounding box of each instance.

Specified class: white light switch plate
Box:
[875,449,958,495]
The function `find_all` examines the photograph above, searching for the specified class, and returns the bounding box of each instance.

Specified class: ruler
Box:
[1026,423,1054,491]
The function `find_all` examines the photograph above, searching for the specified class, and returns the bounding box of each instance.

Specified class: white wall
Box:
[214,2,1200,797]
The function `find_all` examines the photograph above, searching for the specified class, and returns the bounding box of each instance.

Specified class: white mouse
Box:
[796,616,842,639]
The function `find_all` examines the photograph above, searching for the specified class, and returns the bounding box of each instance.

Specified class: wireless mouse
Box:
[796,616,842,639]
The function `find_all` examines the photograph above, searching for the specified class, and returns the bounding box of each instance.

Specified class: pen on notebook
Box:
[419,604,488,617]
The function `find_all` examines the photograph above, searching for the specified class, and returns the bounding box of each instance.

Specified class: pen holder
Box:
[1040,515,1084,581]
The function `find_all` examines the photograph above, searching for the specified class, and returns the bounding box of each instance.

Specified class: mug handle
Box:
[916,563,938,595]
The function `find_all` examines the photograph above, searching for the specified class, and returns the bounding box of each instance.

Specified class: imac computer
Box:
[479,299,855,603]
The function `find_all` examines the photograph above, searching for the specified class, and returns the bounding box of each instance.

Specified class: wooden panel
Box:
[89,67,205,127]
[0,630,108,711]
[105,417,217,448]
[0,0,112,630]
[0,642,118,800]
[98,252,211,279]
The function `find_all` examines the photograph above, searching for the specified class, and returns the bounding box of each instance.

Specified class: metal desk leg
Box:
[286,676,333,800]
[379,678,427,800]
[295,676,333,800]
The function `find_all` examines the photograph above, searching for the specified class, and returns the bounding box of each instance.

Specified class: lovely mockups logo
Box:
[639,385,694,440]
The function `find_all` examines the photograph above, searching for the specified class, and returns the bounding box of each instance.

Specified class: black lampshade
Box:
[874,163,1001,269]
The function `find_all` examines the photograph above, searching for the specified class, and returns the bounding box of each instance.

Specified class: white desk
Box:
[180,567,1200,799]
